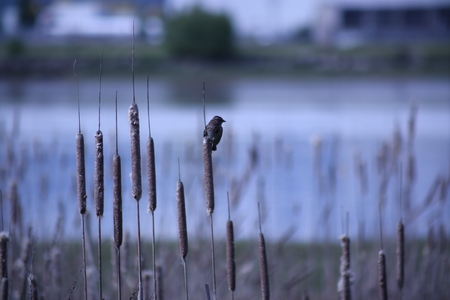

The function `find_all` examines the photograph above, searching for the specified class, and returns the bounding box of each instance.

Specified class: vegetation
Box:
[164,7,235,60]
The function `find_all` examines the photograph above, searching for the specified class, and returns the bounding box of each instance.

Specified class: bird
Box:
[203,116,226,151]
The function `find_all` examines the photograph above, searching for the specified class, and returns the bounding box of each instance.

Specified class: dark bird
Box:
[204,116,226,151]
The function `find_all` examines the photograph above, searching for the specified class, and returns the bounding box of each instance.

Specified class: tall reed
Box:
[113,91,123,300]
[146,75,158,299]
[177,160,189,300]
[94,51,105,300]
[202,83,217,300]
[74,59,88,300]
[258,202,270,300]
[396,167,404,297]
[129,24,143,300]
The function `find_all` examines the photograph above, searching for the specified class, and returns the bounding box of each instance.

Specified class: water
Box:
[0,76,449,242]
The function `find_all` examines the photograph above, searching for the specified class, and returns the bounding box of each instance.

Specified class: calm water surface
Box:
[0,76,449,241]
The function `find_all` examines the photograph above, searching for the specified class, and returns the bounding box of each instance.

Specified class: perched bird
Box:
[204,116,226,151]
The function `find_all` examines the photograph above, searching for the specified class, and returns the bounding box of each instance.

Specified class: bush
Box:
[165,7,235,60]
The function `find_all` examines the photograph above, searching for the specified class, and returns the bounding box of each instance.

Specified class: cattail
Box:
[146,75,158,300]
[378,250,388,300]
[226,220,236,293]
[94,130,104,216]
[203,137,214,215]
[339,235,351,300]
[226,192,236,294]
[94,52,105,300]
[259,232,270,300]
[147,76,157,212]
[0,233,8,279]
[177,179,188,260]
[113,92,123,249]
[258,202,270,300]
[129,100,142,201]
[130,23,143,300]
[28,274,38,300]
[73,59,88,300]
[396,222,404,290]
[177,162,189,300]
[76,132,87,215]
[113,152,123,248]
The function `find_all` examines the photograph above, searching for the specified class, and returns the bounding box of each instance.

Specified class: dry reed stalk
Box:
[338,235,351,300]
[129,24,143,300]
[146,75,158,300]
[177,163,189,300]
[226,193,236,296]
[378,250,388,300]
[28,274,38,300]
[258,202,270,300]
[74,59,88,300]
[396,221,404,291]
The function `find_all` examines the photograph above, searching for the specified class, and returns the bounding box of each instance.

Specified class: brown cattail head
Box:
[177,180,188,259]
[76,133,87,214]
[396,222,404,290]
[378,250,388,300]
[113,154,123,248]
[339,235,351,300]
[147,137,157,212]
[94,130,104,217]
[203,137,214,215]
[29,274,38,300]
[340,236,351,273]
[226,220,236,292]
[129,101,142,201]
[0,232,8,279]
[258,232,270,300]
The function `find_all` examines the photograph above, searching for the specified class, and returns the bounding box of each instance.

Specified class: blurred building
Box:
[315,0,450,46]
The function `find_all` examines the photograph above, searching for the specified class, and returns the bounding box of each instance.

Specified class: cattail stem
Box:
[116,247,121,300]
[0,190,3,231]
[209,214,217,300]
[81,215,88,299]
[136,202,143,300]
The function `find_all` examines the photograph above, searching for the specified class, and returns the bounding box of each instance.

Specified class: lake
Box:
[0,76,449,242]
